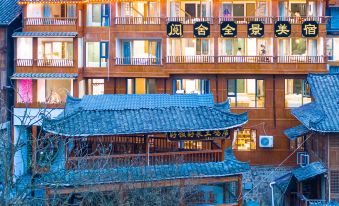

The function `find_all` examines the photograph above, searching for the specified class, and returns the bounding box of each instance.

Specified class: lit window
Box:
[37,79,72,103]
[232,129,256,151]
[289,136,305,151]
[88,79,104,95]
[87,4,110,26]
[181,141,203,150]
[121,40,161,65]
[285,79,311,107]
[86,42,108,67]
[126,78,156,94]
[227,79,265,108]
[17,79,33,103]
[173,79,210,94]
[291,38,307,55]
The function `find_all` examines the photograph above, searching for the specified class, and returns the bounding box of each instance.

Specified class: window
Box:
[86,42,108,67]
[37,79,72,103]
[289,136,305,151]
[120,2,159,18]
[121,40,161,64]
[180,141,203,150]
[17,79,33,103]
[173,79,210,94]
[86,4,110,26]
[227,79,265,108]
[285,79,311,107]
[17,38,33,60]
[291,38,307,55]
[39,41,73,60]
[27,4,76,18]
[88,79,104,95]
[232,129,257,151]
[126,78,157,94]
[196,39,209,55]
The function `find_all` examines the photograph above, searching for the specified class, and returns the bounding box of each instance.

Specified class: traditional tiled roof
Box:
[42,94,248,137]
[292,162,327,182]
[11,73,78,79]
[0,0,21,26]
[12,32,77,37]
[37,149,250,187]
[285,74,339,134]
[283,125,309,140]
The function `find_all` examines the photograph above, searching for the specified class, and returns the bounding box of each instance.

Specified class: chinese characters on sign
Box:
[220,21,237,37]
[167,130,229,141]
[274,21,291,37]
[248,21,264,37]
[167,22,183,38]
[302,21,319,37]
[193,22,210,38]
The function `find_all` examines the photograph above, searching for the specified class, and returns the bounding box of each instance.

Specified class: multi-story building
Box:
[12,0,330,204]
[0,0,21,123]
[326,0,339,74]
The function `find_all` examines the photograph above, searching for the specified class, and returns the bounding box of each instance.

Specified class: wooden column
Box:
[32,79,38,104]
[73,79,79,98]
[145,135,149,166]
[238,175,243,206]
[73,38,78,69]
[221,138,226,160]
[32,37,38,67]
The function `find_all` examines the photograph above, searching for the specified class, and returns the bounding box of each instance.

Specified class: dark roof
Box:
[12,32,77,37]
[0,0,21,26]
[11,73,78,79]
[284,125,309,140]
[42,94,248,137]
[286,74,339,133]
[37,148,249,187]
[292,162,327,182]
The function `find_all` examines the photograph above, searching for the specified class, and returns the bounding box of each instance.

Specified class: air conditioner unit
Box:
[259,136,274,148]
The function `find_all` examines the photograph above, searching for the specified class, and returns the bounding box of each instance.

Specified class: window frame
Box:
[227,79,265,108]
[232,129,257,151]
[172,79,210,94]
[284,79,311,108]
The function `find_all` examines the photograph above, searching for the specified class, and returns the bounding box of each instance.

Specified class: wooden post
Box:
[32,37,38,67]
[238,175,243,206]
[145,135,149,166]
[221,138,226,160]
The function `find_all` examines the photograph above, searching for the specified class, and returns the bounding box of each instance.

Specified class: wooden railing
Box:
[115,57,161,65]
[218,56,274,63]
[166,56,214,63]
[115,17,161,24]
[37,59,74,67]
[167,17,213,24]
[219,16,273,24]
[277,56,326,63]
[16,59,33,67]
[277,16,329,24]
[67,149,222,169]
[24,17,77,26]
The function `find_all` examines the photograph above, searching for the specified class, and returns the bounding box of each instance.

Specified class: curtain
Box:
[43,5,51,17]
[155,41,161,64]
[67,5,76,17]
[123,41,131,64]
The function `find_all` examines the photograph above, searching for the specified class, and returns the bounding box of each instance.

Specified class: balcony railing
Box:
[167,17,213,24]
[277,16,329,24]
[16,59,33,67]
[37,59,74,67]
[24,17,77,26]
[115,57,161,65]
[67,149,222,169]
[115,17,161,24]
[277,56,326,63]
[219,16,273,24]
[166,56,214,63]
[218,56,274,63]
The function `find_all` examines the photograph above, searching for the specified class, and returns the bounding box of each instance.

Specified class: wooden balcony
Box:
[277,56,326,64]
[166,17,213,24]
[37,59,74,67]
[166,56,215,63]
[277,16,329,24]
[114,17,161,24]
[67,149,223,169]
[24,17,77,26]
[218,16,273,24]
[218,56,274,63]
[16,59,74,67]
[115,57,161,65]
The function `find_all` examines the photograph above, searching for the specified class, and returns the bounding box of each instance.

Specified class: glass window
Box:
[86,42,108,67]
[17,79,33,103]
[127,78,156,94]
[88,79,104,95]
[87,4,110,26]
[232,129,257,151]
[227,79,265,108]
[289,136,305,151]
[40,41,73,60]
[173,79,210,94]
[45,80,72,103]
[291,39,307,55]
[285,79,311,107]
